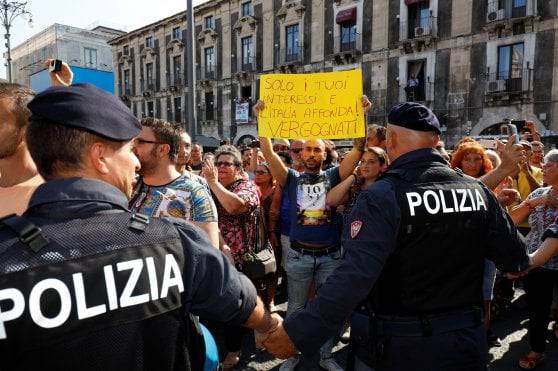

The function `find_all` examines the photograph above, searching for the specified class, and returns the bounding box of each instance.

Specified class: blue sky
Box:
[0,0,209,78]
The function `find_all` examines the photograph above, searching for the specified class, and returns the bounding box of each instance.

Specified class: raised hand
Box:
[253,100,265,118]
[497,134,526,176]
[44,59,73,87]
[361,95,372,114]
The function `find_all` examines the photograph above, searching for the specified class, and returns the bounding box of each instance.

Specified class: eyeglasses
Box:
[215,161,236,168]
[291,148,302,154]
[136,138,165,145]
[255,170,269,175]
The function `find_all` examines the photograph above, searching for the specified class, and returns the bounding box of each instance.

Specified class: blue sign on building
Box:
[30,66,115,94]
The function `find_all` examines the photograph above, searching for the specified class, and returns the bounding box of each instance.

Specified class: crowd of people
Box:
[5,61,558,371]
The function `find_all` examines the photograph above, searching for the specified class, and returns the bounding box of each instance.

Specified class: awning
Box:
[405,0,426,5]
[336,8,357,24]
[194,135,220,149]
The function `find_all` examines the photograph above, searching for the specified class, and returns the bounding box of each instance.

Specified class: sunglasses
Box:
[215,161,236,168]
[136,139,165,145]
[291,148,302,154]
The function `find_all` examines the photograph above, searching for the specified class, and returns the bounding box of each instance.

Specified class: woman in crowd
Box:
[253,162,282,311]
[450,142,500,346]
[203,145,260,370]
[509,149,558,370]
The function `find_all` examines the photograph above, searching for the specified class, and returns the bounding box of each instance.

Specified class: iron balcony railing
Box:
[334,33,362,53]
[486,0,535,23]
[166,74,183,87]
[399,16,438,41]
[118,85,132,96]
[485,68,533,94]
[140,78,155,92]
[278,45,304,65]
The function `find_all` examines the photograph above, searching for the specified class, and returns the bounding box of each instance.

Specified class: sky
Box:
[0,0,209,79]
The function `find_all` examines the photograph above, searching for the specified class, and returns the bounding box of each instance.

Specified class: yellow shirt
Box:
[510,166,544,228]
[0,174,44,217]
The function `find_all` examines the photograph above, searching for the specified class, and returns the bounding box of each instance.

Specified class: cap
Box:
[273,138,290,147]
[387,102,441,134]
[28,83,141,141]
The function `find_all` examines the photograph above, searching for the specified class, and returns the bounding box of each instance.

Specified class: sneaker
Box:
[279,357,299,371]
[319,356,343,371]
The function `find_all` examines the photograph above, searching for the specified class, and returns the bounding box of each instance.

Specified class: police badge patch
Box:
[351,220,363,239]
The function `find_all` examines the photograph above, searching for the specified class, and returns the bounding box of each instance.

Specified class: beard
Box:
[137,149,159,176]
[0,127,24,159]
[304,158,323,171]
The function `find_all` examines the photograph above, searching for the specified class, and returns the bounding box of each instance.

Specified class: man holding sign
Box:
[253,81,371,370]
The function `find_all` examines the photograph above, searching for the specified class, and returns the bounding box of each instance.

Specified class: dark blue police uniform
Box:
[283,103,529,370]
[0,84,258,371]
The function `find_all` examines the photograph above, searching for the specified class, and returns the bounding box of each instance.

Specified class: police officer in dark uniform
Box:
[259,102,530,370]
[0,84,280,370]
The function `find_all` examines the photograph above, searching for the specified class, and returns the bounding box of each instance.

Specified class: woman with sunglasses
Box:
[203,145,260,370]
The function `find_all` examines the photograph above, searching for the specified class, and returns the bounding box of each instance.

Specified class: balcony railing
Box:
[204,64,216,80]
[334,33,362,53]
[399,16,438,41]
[486,69,532,94]
[141,78,155,92]
[118,85,132,96]
[241,55,255,71]
[486,0,535,23]
[399,81,434,103]
[166,74,183,87]
[278,45,304,65]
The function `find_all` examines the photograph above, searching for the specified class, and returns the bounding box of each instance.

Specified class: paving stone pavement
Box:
[229,287,558,370]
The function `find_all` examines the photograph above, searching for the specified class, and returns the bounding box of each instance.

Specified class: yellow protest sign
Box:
[258,69,365,139]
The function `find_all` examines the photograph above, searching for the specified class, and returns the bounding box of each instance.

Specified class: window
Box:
[147,101,155,117]
[241,1,252,17]
[204,16,214,29]
[497,42,524,80]
[172,27,181,40]
[512,0,527,18]
[145,36,154,48]
[173,56,182,85]
[286,24,299,61]
[340,22,357,51]
[123,69,130,94]
[205,47,215,77]
[84,48,97,67]
[123,45,129,55]
[174,97,182,123]
[407,1,430,38]
[146,63,154,89]
[205,92,214,120]
[241,36,253,68]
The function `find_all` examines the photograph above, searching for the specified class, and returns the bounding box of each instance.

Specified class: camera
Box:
[48,59,63,73]
[250,140,260,148]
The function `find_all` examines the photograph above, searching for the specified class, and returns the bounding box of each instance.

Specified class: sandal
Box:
[222,351,240,370]
[519,352,544,370]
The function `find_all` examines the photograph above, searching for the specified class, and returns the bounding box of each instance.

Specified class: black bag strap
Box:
[0,214,49,252]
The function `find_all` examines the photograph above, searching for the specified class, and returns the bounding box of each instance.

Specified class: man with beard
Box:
[255,97,370,371]
[0,60,73,217]
[0,83,279,371]
[129,118,219,248]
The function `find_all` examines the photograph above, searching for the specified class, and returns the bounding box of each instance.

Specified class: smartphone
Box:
[478,139,497,150]
[500,123,519,144]
[250,140,260,149]
[49,59,62,73]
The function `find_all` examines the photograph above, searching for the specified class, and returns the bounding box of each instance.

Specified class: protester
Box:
[509,149,558,370]
[258,102,530,371]
[273,138,290,152]
[175,128,210,188]
[129,118,219,248]
[531,141,544,169]
[0,83,280,371]
[289,139,305,172]
[189,143,204,172]
[255,96,371,371]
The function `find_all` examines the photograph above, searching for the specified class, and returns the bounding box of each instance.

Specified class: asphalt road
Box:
[230,285,558,370]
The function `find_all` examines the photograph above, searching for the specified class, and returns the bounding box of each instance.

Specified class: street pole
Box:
[0,1,32,83]
[186,0,196,137]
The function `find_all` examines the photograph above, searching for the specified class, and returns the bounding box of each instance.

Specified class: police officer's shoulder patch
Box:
[351,220,363,239]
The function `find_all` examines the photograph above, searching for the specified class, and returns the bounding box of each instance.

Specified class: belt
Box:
[290,241,339,257]
[376,308,483,337]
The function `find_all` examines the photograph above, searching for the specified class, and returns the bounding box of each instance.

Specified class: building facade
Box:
[109,0,558,147]
[11,24,124,89]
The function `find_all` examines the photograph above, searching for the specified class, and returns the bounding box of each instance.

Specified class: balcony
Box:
[241,55,255,72]
[118,85,132,97]
[140,78,155,96]
[485,68,532,105]
[399,16,438,53]
[198,65,216,87]
[400,81,434,104]
[166,74,183,91]
[332,33,362,64]
[485,0,536,34]
[277,45,304,72]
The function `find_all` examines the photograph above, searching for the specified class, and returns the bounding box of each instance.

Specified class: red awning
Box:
[336,8,357,24]
[405,0,426,5]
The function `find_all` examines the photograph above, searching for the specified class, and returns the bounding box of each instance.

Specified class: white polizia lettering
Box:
[0,253,183,340]
[406,188,488,216]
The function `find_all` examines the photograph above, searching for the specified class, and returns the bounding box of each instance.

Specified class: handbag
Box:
[240,207,277,280]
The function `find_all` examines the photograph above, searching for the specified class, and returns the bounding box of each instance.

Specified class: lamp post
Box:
[185,0,196,137]
[0,0,32,82]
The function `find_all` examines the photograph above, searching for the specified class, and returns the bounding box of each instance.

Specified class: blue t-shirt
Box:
[280,187,291,236]
[286,167,341,245]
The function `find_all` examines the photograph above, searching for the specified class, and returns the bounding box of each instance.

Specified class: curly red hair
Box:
[450,142,494,177]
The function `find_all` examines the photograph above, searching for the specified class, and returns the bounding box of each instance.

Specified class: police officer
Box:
[258,102,530,370]
[0,84,280,370]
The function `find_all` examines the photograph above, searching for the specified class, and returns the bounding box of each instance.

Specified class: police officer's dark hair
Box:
[215,144,243,167]
[27,117,122,180]
[0,82,35,129]
[141,117,181,162]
